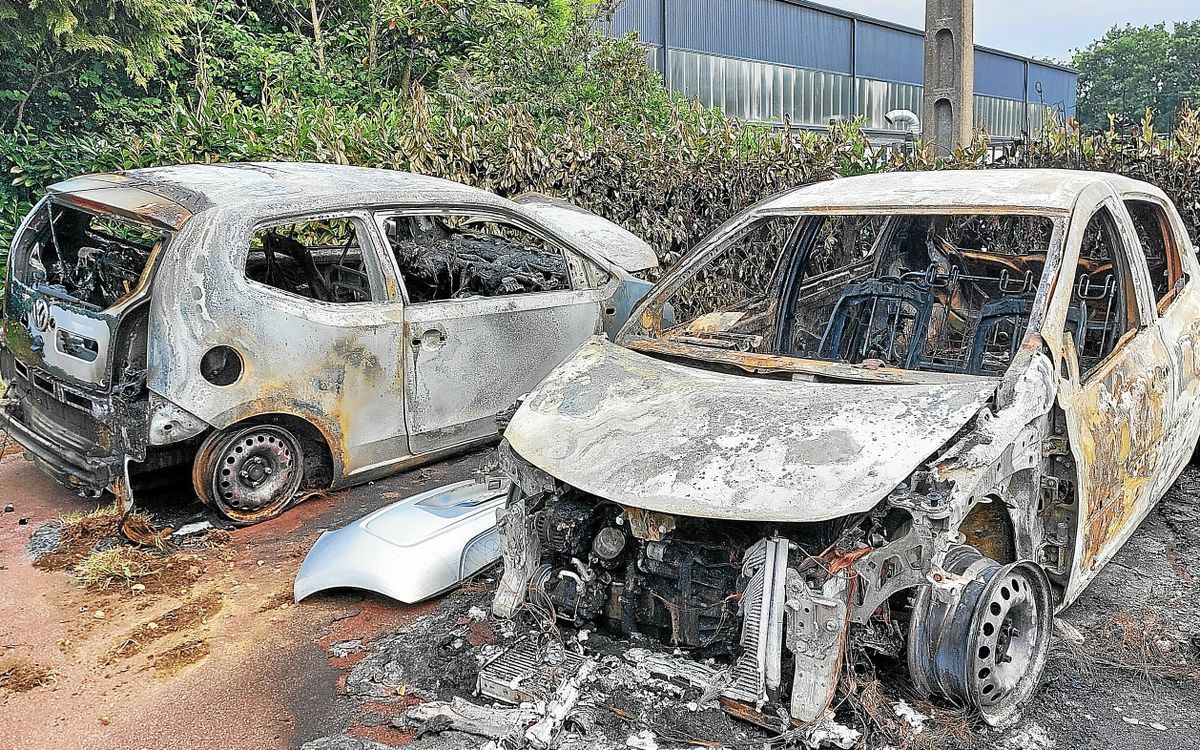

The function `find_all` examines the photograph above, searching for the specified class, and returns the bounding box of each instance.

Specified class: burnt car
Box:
[1,163,655,523]
[483,169,1200,727]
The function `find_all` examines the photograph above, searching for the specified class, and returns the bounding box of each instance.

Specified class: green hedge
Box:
[4,96,1200,274]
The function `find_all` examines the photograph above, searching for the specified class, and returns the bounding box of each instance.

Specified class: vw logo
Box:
[31,298,51,332]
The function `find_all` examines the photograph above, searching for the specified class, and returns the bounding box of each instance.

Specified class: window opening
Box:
[655,212,1057,377]
[382,215,571,303]
[1071,207,1139,375]
[16,202,163,309]
[246,218,373,303]
[1124,199,1182,307]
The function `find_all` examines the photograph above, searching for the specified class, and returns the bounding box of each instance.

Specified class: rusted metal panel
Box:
[148,206,409,480]
[489,169,1200,732]
[1051,185,1200,605]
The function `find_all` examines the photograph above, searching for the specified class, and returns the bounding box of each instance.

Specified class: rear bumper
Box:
[0,401,120,493]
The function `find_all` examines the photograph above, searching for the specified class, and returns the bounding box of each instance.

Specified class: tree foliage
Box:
[1072,21,1200,132]
[0,0,194,128]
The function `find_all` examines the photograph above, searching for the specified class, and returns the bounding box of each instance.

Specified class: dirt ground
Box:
[1,449,1198,750]
[0,450,483,750]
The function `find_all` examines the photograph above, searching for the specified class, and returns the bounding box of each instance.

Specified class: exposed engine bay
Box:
[524,492,849,660]
[483,441,1055,730]
[19,202,161,310]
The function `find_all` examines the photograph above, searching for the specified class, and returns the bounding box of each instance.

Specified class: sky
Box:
[821,1,1198,62]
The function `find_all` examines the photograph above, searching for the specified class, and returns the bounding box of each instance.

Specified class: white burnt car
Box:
[484,170,1200,727]
[0,163,655,523]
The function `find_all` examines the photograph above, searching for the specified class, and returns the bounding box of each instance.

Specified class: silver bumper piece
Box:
[294,477,509,604]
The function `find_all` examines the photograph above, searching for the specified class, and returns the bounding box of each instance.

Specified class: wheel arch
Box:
[235,413,336,489]
[958,494,1019,564]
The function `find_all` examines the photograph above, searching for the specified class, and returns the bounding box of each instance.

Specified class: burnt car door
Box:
[1118,193,1200,485]
[1054,193,1175,601]
[376,207,615,455]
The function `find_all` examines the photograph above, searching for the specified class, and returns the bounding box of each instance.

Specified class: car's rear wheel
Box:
[193,424,304,525]
[907,544,1053,727]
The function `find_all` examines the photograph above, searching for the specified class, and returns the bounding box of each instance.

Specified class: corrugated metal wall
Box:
[669,48,853,125]
[605,0,1078,139]
[611,0,663,46]
[667,0,852,73]
[855,22,925,86]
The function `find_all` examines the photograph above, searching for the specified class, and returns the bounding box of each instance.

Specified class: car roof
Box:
[755,169,1167,214]
[47,163,515,230]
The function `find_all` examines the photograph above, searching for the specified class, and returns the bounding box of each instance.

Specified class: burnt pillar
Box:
[922,0,975,154]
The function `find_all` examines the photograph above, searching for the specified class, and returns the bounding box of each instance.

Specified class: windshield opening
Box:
[652,212,1058,377]
[13,201,165,310]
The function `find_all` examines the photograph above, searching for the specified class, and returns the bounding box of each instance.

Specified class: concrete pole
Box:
[922,0,975,155]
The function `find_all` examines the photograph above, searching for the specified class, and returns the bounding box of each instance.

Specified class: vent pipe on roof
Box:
[884,109,921,135]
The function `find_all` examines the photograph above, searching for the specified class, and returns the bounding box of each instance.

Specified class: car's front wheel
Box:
[907,545,1054,727]
[193,424,305,525]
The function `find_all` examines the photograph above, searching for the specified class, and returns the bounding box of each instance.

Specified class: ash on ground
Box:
[325,586,868,750]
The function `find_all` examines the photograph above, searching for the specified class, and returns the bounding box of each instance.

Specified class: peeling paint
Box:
[2,163,656,520]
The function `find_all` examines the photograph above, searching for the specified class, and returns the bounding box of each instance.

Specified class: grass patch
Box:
[1063,608,1200,681]
[35,502,174,572]
[33,504,124,571]
[0,655,57,693]
[73,546,163,591]
[59,501,123,526]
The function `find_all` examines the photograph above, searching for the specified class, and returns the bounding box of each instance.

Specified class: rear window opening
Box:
[15,202,164,310]
[245,217,375,303]
[657,212,1060,377]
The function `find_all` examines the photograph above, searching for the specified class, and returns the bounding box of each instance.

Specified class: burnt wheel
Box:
[194,425,304,525]
[907,545,1053,727]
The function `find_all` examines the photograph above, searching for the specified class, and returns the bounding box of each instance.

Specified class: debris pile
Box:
[332,590,875,749]
[27,506,219,594]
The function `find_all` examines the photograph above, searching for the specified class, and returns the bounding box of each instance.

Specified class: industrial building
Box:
[608,0,1078,140]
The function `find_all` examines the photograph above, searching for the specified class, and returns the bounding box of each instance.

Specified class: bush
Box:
[3,0,1200,270]
[6,97,1200,274]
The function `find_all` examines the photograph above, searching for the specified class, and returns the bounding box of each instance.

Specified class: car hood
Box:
[506,338,998,522]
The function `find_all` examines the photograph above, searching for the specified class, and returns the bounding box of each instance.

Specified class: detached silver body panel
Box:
[294,478,509,604]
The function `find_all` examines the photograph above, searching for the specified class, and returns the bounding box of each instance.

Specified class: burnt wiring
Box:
[30,203,158,309]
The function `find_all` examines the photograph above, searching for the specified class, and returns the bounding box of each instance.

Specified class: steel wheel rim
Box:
[968,560,1052,724]
[970,567,1039,706]
[209,426,302,522]
[907,546,1053,728]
